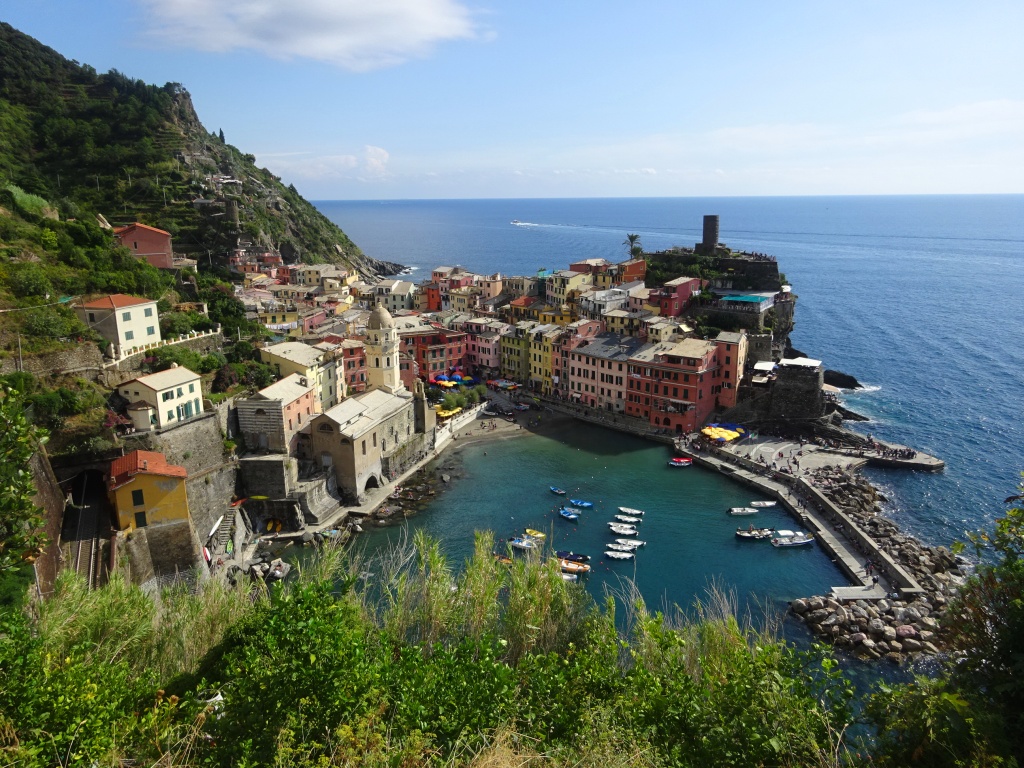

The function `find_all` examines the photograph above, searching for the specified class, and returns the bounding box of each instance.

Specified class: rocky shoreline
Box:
[791,467,965,662]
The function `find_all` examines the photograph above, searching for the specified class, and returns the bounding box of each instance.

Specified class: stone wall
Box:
[238,455,296,499]
[746,333,773,364]
[121,528,156,584]
[185,465,239,549]
[30,449,68,597]
[714,258,781,291]
[0,343,105,379]
[236,399,286,452]
[768,366,825,421]
[125,411,227,476]
[101,332,225,388]
[144,519,202,575]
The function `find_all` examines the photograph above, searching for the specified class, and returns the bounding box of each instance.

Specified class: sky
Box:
[4,1,1024,200]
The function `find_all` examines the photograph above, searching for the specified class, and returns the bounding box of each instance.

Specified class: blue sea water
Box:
[315,196,1024,608]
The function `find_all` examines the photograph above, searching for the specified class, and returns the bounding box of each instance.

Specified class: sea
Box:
[313,196,1024,618]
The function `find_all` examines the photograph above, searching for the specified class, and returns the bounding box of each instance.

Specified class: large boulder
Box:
[896,624,918,639]
[824,370,863,389]
[790,598,810,614]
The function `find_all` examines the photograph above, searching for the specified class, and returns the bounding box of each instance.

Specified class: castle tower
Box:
[365,303,404,395]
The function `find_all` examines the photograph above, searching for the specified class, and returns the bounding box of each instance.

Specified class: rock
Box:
[441,474,451,483]
[300,531,314,544]
[849,632,867,645]
[896,624,918,639]
[882,626,898,642]
[824,370,863,389]
[876,599,892,613]
[905,607,922,621]
[790,598,809,614]
[884,652,904,664]
[922,641,940,655]
[807,609,830,625]
[918,616,939,631]
[808,597,825,612]
[901,638,923,652]
[868,618,887,636]
[889,640,902,652]
[820,612,844,629]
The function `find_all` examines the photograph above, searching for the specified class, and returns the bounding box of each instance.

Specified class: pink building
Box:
[650,276,704,317]
[113,223,173,269]
[236,373,320,454]
[563,333,647,412]
[552,320,603,400]
[460,318,511,377]
[625,338,722,434]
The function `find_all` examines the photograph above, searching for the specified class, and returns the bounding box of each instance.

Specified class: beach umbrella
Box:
[436,374,449,381]
[451,373,463,381]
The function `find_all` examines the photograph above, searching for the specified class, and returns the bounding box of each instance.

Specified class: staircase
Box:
[213,508,235,551]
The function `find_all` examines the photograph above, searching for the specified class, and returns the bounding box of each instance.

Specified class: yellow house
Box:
[528,324,563,394]
[500,321,536,382]
[108,450,189,531]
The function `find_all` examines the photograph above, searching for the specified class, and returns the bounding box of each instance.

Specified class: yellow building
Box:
[108,450,188,531]
[528,324,563,394]
[260,341,340,409]
[500,321,536,382]
[546,270,592,307]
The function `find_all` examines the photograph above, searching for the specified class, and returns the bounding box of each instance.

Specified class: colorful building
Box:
[236,373,320,454]
[113,223,173,270]
[500,321,537,382]
[625,338,722,433]
[118,365,203,432]
[75,294,161,356]
[107,450,188,531]
[260,341,339,409]
[564,333,646,411]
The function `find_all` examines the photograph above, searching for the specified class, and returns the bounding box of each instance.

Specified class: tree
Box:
[945,478,1024,755]
[624,233,643,258]
[0,387,49,571]
[218,128,225,143]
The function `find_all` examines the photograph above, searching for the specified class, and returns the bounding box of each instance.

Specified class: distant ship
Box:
[511,219,521,225]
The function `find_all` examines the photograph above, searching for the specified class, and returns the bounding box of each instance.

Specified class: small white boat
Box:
[728,507,758,516]
[608,524,638,536]
[614,538,646,549]
[618,507,645,516]
[604,550,635,560]
[509,537,538,551]
[614,514,642,524]
[561,573,578,582]
[750,501,777,508]
[736,527,775,540]
[606,542,636,552]
[772,532,814,547]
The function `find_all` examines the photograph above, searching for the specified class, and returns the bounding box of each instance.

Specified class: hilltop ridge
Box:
[0,21,403,277]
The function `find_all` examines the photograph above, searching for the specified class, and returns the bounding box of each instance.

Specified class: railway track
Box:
[70,474,103,590]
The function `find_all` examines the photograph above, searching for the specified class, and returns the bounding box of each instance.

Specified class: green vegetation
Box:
[0,532,857,767]
[0,386,48,572]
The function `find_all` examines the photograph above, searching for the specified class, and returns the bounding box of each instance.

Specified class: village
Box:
[45,213,961,661]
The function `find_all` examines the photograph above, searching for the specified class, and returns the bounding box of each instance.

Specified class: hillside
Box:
[0,22,403,277]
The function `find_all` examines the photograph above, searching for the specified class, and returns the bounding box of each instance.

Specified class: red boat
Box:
[668,457,693,467]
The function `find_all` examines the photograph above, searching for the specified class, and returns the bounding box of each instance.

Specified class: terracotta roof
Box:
[109,450,186,490]
[78,294,154,310]
[113,222,171,236]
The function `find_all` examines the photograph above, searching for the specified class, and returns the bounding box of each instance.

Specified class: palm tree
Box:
[623,233,642,258]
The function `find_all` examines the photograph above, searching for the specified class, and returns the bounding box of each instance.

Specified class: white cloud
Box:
[256,145,389,181]
[138,0,479,70]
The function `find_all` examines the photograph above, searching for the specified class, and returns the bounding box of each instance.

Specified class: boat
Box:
[569,499,594,508]
[750,500,777,508]
[772,532,814,547]
[511,219,522,225]
[493,553,514,565]
[555,550,590,563]
[558,558,591,574]
[606,542,636,552]
[735,527,775,540]
[728,507,758,516]
[618,507,645,516]
[550,486,567,495]
[604,550,635,560]
[561,573,578,582]
[558,508,580,522]
[265,559,291,582]
[614,538,646,549]
[614,514,642,524]
[668,457,693,467]
[509,537,538,551]
[608,524,638,536]
[525,529,546,539]
[561,506,583,515]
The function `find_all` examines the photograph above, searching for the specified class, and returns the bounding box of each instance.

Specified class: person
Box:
[872,575,879,586]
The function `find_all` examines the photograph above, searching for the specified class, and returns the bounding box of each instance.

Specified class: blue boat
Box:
[569,499,593,508]
[562,506,583,515]
[550,486,567,495]
[559,508,579,522]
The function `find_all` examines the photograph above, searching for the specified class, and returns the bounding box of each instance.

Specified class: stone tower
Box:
[365,303,403,395]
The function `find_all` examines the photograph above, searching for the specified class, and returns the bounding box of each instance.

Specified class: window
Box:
[144,307,154,317]
[147,326,156,336]
[177,388,183,397]
[134,511,148,528]
[125,330,135,340]
[162,391,173,401]
[167,410,174,421]
[189,383,195,393]
[88,312,96,322]
[361,440,366,455]
[131,489,145,506]
[122,311,132,321]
